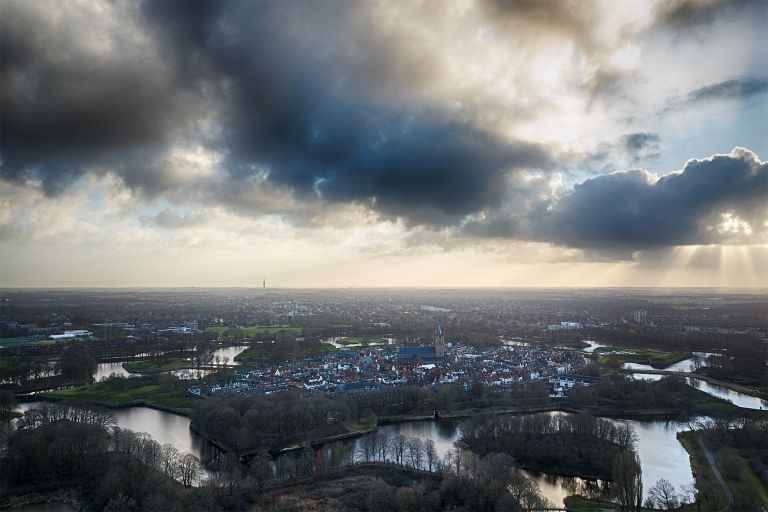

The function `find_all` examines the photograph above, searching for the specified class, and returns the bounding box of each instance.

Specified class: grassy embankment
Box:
[0,337,59,348]
[43,380,202,415]
[205,325,302,338]
[122,358,195,374]
[679,431,768,511]
[594,346,691,367]
[234,341,335,364]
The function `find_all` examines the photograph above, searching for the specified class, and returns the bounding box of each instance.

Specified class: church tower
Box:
[434,319,445,357]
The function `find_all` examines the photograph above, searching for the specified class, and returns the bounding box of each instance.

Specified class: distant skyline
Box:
[1,0,766,287]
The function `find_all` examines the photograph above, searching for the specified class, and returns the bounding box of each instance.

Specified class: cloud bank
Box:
[1,0,766,268]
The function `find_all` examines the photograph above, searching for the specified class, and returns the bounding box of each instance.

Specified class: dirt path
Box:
[698,436,733,511]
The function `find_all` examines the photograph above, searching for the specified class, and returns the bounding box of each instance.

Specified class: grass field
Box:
[716,449,768,509]
[205,325,303,338]
[122,358,193,374]
[234,341,336,364]
[44,382,202,415]
[679,431,768,511]
[0,337,58,348]
[594,346,690,367]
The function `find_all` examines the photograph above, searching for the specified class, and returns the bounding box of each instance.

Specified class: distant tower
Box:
[263,277,266,289]
[434,319,445,357]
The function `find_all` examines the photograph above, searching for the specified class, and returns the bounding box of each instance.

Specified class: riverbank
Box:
[679,430,768,510]
[122,358,195,374]
[594,346,691,368]
[20,393,194,417]
[32,380,200,415]
[622,369,767,401]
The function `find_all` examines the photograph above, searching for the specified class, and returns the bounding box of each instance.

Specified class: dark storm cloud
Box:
[143,0,551,225]
[0,0,549,225]
[535,148,767,250]
[0,1,208,195]
[2,0,765,255]
[687,77,768,103]
[622,133,661,162]
[661,76,768,115]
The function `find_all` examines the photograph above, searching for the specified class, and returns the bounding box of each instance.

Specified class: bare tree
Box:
[406,438,424,469]
[161,444,180,479]
[178,453,201,487]
[679,483,698,507]
[645,478,679,510]
[389,434,407,466]
[375,432,389,462]
[507,473,549,510]
[424,439,438,472]
[358,434,374,463]
[611,450,643,512]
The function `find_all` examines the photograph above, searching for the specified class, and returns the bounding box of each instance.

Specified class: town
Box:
[191,322,590,398]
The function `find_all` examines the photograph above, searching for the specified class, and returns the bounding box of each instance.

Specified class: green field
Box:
[44,382,202,415]
[679,431,768,511]
[122,358,193,374]
[234,341,335,364]
[594,346,690,367]
[206,325,302,338]
[0,337,57,348]
[563,496,617,510]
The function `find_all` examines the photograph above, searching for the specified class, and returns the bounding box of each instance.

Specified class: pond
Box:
[347,412,695,506]
[13,402,205,459]
[7,403,718,507]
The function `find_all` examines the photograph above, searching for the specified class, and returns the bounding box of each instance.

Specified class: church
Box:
[397,320,446,363]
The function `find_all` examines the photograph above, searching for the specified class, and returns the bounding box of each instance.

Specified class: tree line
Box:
[459,412,637,480]
[1,403,222,511]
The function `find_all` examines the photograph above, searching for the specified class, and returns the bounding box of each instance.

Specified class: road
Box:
[698,436,733,512]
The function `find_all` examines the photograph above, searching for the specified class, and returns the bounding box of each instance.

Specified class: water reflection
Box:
[348,412,696,507]
[611,418,694,496]
[93,362,132,381]
[210,345,248,366]
[322,337,398,348]
[171,368,215,380]
[624,353,718,373]
[7,403,711,506]
[630,374,766,410]
[685,378,767,410]
[582,340,608,353]
[13,402,204,459]
[518,469,609,504]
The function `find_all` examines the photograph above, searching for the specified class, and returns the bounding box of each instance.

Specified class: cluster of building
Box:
[190,321,591,399]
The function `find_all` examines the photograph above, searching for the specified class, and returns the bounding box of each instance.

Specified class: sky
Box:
[1,0,767,288]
